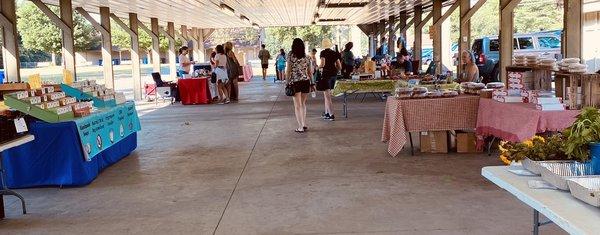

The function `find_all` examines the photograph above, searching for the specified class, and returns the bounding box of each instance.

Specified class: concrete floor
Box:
[1,78,565,234]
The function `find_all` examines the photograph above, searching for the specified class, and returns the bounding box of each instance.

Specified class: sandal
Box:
[303,126,308,131]
[294,128,305,133]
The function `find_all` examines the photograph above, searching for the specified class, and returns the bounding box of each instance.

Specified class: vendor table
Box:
[178,78,211,105]
[482,166,600,235]
[476,98,579,144]
[2,120,137,188]
[333,80,397,118]
[382,95,480,157]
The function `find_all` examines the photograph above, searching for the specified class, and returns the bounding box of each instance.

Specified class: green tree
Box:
[17,1,99,64]
[265,26,334,54]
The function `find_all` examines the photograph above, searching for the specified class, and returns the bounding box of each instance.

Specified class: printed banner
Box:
[74,102,141,161]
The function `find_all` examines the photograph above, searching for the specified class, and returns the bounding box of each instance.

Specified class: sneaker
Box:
[325,114,335,121]
[321,112,329,119]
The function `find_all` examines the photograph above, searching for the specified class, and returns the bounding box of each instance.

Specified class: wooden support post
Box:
[388,15,395,56]
[499,0,522,82]
[414,5,423,70]
[563,0,583,59]
[166,22,177,80]
[31,0,75,82]
[99,7,114,89]
[110,13,141,100]
[432,0,443,74]
[459,0,471,77]
[398,13,408,49]
[150,18,161,73]
[379,19,386,53]
[59,0,75,81]
[0,0,20,82]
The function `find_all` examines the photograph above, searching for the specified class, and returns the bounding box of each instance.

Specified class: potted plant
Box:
[562,107,600,173]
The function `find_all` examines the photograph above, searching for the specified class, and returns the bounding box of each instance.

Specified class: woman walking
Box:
[286,38,313,133]
[214,45,230,104]
[317,38,341,121]
[225,42,240,101]
[276,49,287,82]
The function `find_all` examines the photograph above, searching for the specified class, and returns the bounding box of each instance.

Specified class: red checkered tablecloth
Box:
[476,98,579,144]
[382,95,480,157]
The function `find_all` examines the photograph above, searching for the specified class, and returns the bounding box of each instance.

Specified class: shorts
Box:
[316,76,336,91]
[292,79,310,94]
[277,65,285,72]
[262,64,269,69]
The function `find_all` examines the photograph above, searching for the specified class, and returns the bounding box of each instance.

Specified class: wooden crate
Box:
[532,67,553,91]
[581,73,600,108]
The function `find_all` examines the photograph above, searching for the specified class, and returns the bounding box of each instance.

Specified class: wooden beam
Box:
[414,5,423,66]
[357,24,372,35]
[202,29,215,42]
[0,0,20,82]
[458,0,472,78]
[433,0,460,27]
[110,13,135,37]
[99,7,114,89]
[461,0,488,26]
[499,0,522,82]
[433,0,443,74]
[60,0,76,80]
[138,21,159,41]
[177,25,189,42]
[75,7,109,36]
[129,13,142,101]
[563,0,583,59]
[400,18,414,33]
[166,22,177,80]
[30,0,69,33]
[159,26,175,42]
[150,18,161,72]
[416,11,433,29]
[397,13,409,49]
[388,15,395,56]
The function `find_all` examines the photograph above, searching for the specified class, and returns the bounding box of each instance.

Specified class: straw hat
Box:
[321,38,334,49]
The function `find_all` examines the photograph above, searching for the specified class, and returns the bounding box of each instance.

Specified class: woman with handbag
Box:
[225,42,240,101]
[286,38,313,133]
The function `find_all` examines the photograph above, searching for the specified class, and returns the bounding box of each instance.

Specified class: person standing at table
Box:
[258,44,271,80]
[459,50,480,83]
[341,42,355,80]
[286,38,313,133]
[317,38,341,121]
[276,49,287,82]
[214,45,230,104]
[178,46,194,76]
[209,51,219,101]
[225,42,240,101]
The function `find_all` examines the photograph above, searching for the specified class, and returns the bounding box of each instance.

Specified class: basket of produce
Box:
[539,161,594,190]
[567,176,600,207]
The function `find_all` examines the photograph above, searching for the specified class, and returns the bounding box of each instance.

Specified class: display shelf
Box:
[60,84,116,108]
[2,95,74,123]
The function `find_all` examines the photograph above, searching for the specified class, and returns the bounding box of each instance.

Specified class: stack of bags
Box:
[558,58,587,73]
[538,58,557,70]
[513,55,527,66]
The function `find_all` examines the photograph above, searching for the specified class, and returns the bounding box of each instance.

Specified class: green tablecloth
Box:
[332,80,459,97]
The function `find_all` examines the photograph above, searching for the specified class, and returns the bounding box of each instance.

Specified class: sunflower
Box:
[532,135,545,143]
[499,155,511,165]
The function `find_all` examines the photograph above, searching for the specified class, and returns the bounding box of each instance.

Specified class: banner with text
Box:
[74,102,141,161]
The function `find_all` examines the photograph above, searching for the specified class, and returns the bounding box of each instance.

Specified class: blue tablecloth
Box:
[1,120,137,188]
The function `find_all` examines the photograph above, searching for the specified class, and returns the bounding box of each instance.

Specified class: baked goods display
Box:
[558,58,587,73]
[394,86,458,100]
[461,82,486,95]
[485,82,505,89]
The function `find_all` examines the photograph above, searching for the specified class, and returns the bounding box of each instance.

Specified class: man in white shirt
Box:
[178,46,194,75]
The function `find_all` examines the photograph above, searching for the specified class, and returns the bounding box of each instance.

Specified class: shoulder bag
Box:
[285,83,295,96]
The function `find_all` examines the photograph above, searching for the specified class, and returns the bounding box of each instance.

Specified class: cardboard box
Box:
[457,132,481,153]
[420,131,448,153]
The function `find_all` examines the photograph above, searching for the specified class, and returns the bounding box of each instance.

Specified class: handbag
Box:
[285,83,295,96]
[210,72,217,83]
[226,55,241,79]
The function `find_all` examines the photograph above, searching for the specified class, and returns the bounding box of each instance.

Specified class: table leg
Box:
[0,152,26,215]
[487,137,497,156]
[409,132,414,156]
[532,209,553,235]
[343,93,348,118]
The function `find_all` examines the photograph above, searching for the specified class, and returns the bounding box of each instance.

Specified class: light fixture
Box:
[252,23,259,29]
[220,3,235,16]
[318,18,346,22]
[314,13,320,20]
[311,21,316,25]
[240,15,250,24]
[321,2,369,8]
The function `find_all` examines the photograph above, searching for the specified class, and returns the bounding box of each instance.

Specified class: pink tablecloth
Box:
[242,65,253,82]
[382,95,480,157]
[475,98,579,144]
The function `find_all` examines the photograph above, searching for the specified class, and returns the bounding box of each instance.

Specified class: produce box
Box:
[3,94,74,123]
[61,84,116,108]
[420,131,448,153]
[456,131,481,153]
